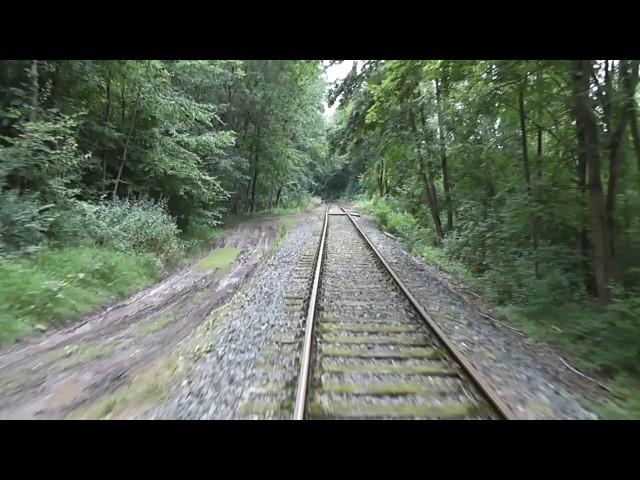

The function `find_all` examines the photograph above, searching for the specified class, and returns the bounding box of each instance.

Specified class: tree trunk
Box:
[275,186,282,208]
[435,76,453,231]
[537,126,543,180]
[630,106,640,177]
[421,167,444,242]
[571,60,613,304]
[250,165,259,213]
[412,111,443,241]
[29,60,39,122]
[269,177,275,211]
[602,60,612,134]
[378,158,385,197]
[536,70,544,182]
[623,61,640,194]
[113,88,141,200]
[518,75,541,278]
[250,127,260,213]
[605,60,636,278]
[576,126,596,295]
[121,82,126,127]
[103,75,112,193]
[605,114,628,270]
[244,177,253,212]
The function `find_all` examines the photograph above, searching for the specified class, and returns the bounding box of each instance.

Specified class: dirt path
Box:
[0,216,286,419]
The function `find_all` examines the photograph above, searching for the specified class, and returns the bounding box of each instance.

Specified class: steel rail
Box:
[340,207,515,420]
[293,207,329,419]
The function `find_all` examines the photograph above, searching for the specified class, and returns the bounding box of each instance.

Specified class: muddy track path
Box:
[0,216,285,419]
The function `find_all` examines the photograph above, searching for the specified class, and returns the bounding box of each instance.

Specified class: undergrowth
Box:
[0,247,162,345]
[0,205,226,346]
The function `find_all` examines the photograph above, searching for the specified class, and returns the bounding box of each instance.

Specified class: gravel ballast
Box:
[151,207,597,420]
[356,215,597,420]
[151,211,323,419]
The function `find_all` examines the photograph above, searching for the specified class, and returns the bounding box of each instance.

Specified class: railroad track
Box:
[293,205,514,420]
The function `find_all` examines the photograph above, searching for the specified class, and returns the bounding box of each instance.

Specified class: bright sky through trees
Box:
[323,60,356,117]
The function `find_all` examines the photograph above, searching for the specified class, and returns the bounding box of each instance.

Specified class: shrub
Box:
[48,200,106,247]
[100,199,182,262]
[0,190,57,253]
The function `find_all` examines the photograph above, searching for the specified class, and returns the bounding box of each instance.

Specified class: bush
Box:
[48,200,106,247]
[0,190,57,253]
[95,198,182,261]
[180,223,224,261]
[49,198,183,265]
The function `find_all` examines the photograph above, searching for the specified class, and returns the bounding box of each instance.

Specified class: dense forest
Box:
[0,60,330,234]
[0,60,335,343]
[1,59,639,416]
[324,60,640,417]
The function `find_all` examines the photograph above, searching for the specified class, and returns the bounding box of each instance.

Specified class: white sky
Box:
[323,60,357,118]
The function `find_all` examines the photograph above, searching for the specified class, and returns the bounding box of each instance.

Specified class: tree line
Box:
[0,60,330,255]
[328,60,640,306]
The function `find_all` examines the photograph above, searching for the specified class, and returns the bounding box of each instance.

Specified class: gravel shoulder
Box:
[150,207,324,419]
[354,212,597,419]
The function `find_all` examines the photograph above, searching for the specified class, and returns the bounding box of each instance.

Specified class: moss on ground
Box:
[322,363,456,376]
[322,382,447,396]
[63,342,118,368]
[319,323,417,334]
[273,216,300,251]
[322,347,440,359]
[0,371,28,390]
[238,399,293,416]
[65,299,236,420]
[66,349,182,419]
[36,341,119,370]
[194,247,240,272]
[321,334,424,346]
[308,401,477,419]
[135,309,178,336]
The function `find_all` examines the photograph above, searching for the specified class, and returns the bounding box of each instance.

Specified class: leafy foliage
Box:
[336,60,640,417]
[0,60,332,344]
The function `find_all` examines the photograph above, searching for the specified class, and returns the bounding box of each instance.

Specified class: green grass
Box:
[0,215,228,347]
[322,347,440,359]
[321,334,424,345]
[0,246,162,346]
[274,216,299,251]
[319,323,417,334]
[219,197,321,227]
[322,382,448,395]
[497,301,640,419]
[239,399,293,416]
[355,197,474,285]
[179,226,224,258]
[194,247,240,272]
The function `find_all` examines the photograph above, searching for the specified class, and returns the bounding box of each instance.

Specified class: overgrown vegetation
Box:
[3,59,639,417]
[331,61,640,418]
[0,246,161,343]
[0,60,333,344]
